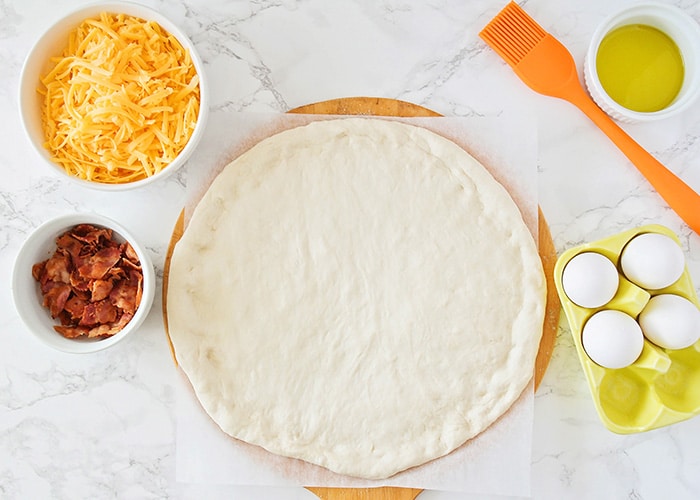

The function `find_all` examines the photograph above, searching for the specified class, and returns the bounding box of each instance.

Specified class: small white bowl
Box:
[18,1,209,190]
[12,213,156,353]
[584,2,700,123]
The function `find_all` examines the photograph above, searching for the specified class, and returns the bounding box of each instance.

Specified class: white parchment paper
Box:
[173,111,538,496]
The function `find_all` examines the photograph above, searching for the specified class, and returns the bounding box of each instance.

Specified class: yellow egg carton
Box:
[554,224,700,434]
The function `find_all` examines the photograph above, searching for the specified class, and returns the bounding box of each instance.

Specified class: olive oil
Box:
[596,24,684,112]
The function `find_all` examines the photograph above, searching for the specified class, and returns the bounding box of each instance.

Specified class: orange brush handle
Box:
[518,45,700,233]
[508,32,700,234]
[568,84,700,234]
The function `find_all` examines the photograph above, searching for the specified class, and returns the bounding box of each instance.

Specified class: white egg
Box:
[638,294,700,350]
[582,309,644,369]
[562,252,619,308]
[620,233,685,290]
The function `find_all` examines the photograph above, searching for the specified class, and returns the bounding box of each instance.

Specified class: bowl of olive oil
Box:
[584,2,700,122]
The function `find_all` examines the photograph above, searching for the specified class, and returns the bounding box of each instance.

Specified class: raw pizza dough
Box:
[167,117,546,480]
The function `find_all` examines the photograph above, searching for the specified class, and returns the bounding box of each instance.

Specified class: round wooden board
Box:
[161,97,560,500]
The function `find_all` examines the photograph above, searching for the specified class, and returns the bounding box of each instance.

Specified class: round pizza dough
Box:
[167,117,546,480]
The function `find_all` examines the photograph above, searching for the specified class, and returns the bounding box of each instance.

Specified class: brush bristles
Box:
[479,1,548,66]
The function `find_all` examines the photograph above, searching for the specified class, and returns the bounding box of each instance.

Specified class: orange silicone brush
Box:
[479,1,700,235]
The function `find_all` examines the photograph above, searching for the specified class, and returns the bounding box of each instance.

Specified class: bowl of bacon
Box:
[18,1,208,190]
[12,213,155,353]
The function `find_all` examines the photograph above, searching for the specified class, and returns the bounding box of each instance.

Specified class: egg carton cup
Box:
[554,224,700,434]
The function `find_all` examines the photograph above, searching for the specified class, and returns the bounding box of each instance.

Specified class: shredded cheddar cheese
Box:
[39,12,200,184]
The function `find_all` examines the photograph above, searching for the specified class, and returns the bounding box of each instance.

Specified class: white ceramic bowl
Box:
[584,2,700,123]
[12,213,156,353]
[18,1,209,190]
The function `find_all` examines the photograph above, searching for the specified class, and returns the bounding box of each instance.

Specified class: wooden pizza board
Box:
[162,97,560,500]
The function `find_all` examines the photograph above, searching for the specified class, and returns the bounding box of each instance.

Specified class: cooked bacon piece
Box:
[87,324,116,338]
[120,256,141,271]
[64,295,88,321]
[39,277,61,295]
[73,288,91,301]
[133,272,143,309]
[70,224,113,246]
[80,299,117,326]
[32,261,45,281]
[114,311,134,329]
[108,266,127,280]
[55,233,83,261]
[33,223,144,340]
[56,310,73,327]
[42,283,72,318]
[42,253,72,284]
[122,242,139,265]
[54,325,91,338]
[90,279,114,301]
[109,269,143,312]
[69,269,91,292]
[77,246,122,280]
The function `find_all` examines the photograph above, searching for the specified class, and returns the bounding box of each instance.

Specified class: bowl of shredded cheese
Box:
[19,1,208,189]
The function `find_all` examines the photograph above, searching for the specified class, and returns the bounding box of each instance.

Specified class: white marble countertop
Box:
[2,0,700,499]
